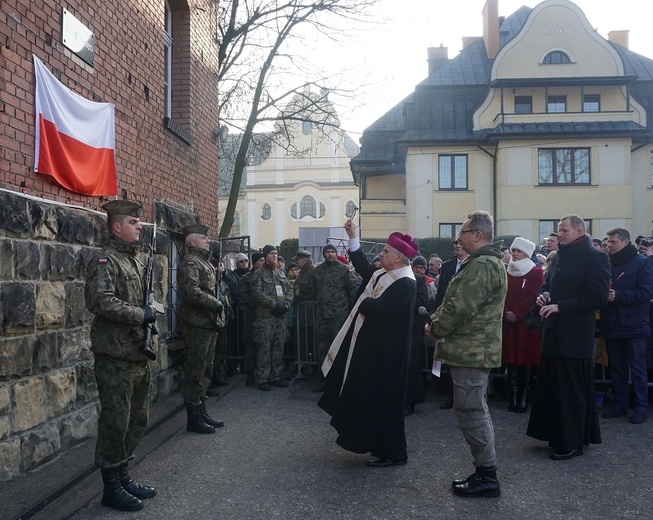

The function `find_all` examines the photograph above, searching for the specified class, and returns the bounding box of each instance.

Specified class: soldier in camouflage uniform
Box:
[178,224,225,434]
[85,200,157,512]
[251,245,293,390]
[239,251,265,386]
[428,211,507,498]
[311,244,357,393]
[208,258,232,391]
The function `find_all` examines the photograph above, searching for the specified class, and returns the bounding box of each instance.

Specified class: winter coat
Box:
[539,236,610,359]
[601,243,653,339]
[431,243,508,368]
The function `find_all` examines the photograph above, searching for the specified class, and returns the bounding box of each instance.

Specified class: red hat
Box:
[387,232,418,260]
[337,254,348,265]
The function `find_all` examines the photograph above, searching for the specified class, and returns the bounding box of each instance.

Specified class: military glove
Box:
[141,305,157,324]
[272,302,289,317]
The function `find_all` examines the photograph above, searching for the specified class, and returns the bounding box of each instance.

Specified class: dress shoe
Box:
[404,403,415,417]
[550,448,583,461]
[603,407,627,419]
[258,382,271,391]
[206,387,220,397]
[367,457,407,467]
[630,410,648,424]
[440,396,454,409]
[269,379,288,388]
[452,466,500,497]
[312,380,327,393]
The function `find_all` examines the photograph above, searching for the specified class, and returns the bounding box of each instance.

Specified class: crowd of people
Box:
[84,202,653,510]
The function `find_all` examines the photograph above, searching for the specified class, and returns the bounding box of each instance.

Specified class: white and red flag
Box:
[33,54,117,195]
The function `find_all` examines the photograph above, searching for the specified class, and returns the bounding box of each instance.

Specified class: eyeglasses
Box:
[457,229,480,235]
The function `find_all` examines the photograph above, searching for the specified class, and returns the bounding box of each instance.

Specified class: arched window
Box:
[345,200,357,218]
[261,203,272,220]
[300,196,316,218]
[319,202,326,218]
[290,203,297,219]
[543,51,571,64]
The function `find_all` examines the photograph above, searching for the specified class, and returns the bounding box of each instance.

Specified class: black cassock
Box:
[318,263,416,462]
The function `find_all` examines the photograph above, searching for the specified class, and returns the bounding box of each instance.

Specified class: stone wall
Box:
[0,191,194,481]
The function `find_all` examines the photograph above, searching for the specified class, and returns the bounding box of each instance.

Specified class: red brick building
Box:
[0,0,220,226]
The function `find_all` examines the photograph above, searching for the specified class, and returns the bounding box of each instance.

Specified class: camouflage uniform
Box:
[251,265,293,384]
[212,276,231,380]
[293,259,316,362]
[178,246,222,406]
[85,236,150,470]
[312,260,357,365]
[239,271,258,372]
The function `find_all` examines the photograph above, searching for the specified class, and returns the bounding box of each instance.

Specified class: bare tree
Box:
[217,0,378,238]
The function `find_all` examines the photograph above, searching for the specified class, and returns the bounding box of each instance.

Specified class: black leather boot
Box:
[118,464,157,499]
[516,366,531,413]
[246,370,255,386]
[508,365,518,412]
[451,467,480,489]
[186,405,215,434]
[452,465,501,498]
[101,469,143,511]
[199,401,224,428]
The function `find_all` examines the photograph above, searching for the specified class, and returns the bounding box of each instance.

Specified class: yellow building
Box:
[219,93,359,249]
[352,0,653,243]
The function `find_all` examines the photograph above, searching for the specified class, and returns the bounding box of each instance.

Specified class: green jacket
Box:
[294,261,315,306]
[431,243,507,368]
[178,246,221,329]
[312,260,356,320]
[251,264,294,319]
[85,237,148,361]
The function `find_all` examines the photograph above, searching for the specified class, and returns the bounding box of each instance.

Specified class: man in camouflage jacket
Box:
[85,200,157,512]
[238,251,265,385]
[251,245,293,390]
[311,244,356,392]
[428,211,507,499]
[178,224,224,434]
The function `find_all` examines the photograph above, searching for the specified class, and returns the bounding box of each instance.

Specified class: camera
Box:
[640,238,653,248]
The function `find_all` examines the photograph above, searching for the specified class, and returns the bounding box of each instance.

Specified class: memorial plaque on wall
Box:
[61,9,95,67]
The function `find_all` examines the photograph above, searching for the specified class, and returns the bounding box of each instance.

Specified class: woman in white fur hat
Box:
[502,237,544,413]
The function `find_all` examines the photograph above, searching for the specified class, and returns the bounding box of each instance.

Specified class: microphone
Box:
[418,306,433,325]
[541,291,551,304]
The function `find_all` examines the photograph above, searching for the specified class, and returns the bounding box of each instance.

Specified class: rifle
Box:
[141,207,159,361]
[213,251,226,328]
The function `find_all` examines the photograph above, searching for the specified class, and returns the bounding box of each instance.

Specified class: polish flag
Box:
[33,54,117,196]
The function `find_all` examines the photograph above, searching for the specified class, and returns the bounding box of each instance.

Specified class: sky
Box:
[319,0,653,142]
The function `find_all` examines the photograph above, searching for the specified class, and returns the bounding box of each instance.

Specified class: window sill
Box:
[163,117,193,145]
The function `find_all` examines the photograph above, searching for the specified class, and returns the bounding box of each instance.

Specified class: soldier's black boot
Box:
[118,463,157,500]
[452,465,501,498]
[186,405,215,434]
[246,369,255,386]
[199,401,224,428]
[101,469,143,511]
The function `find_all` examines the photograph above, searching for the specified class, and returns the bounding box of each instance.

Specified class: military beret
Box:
[293,249,312,260]
[182,224,210,237]
[102,200,142,218]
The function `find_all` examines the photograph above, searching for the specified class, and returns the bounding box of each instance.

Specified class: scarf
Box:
[507,257,535,277]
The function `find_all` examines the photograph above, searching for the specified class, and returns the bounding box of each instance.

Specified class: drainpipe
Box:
[477,144,499,235]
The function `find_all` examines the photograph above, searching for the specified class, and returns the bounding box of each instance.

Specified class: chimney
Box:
[482,0,499,59]
[462,36,480,50]
[608,30,629,49]
[427,44,448,75]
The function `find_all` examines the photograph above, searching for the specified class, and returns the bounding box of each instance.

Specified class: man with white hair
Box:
[178,224,225,434]
[318,220,417,467]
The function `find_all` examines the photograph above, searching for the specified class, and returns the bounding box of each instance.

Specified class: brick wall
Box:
[0,0,220,232]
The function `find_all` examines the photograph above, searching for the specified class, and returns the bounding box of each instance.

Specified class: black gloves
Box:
[272,302,289,317]
[142,305,157,324]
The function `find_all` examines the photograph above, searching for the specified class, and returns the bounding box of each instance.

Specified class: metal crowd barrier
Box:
[292,301,318,381]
